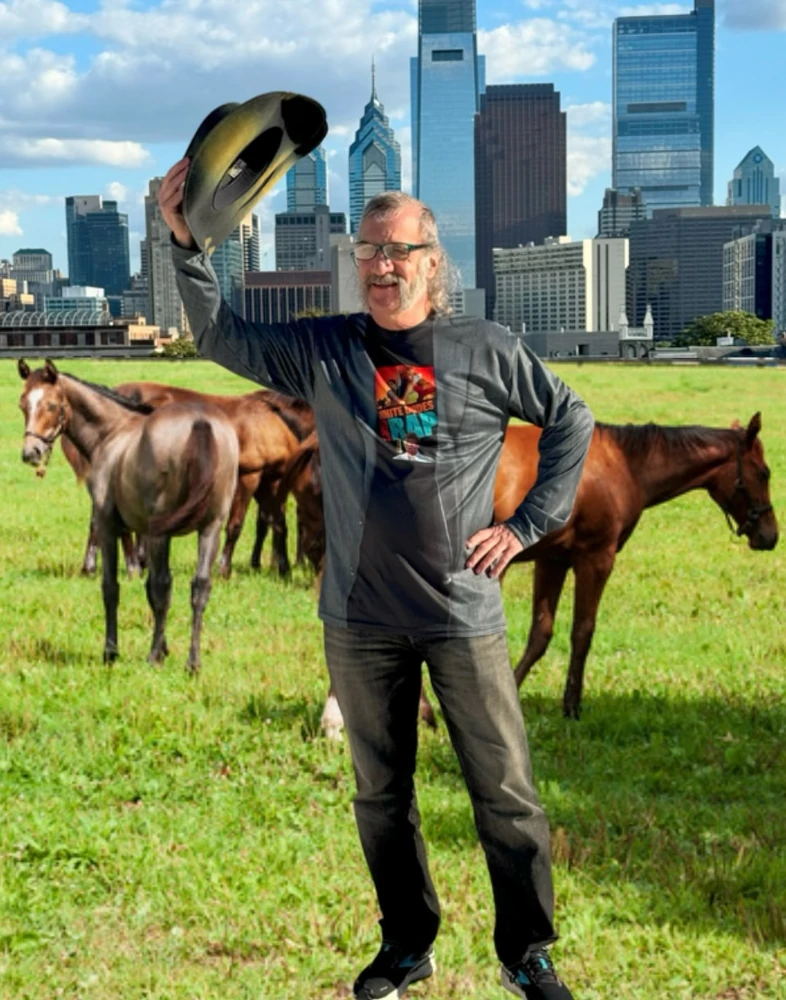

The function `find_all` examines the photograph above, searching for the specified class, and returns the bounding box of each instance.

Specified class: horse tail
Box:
[149,419,218,536]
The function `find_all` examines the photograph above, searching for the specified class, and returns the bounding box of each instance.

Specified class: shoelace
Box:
[516,950,560,985]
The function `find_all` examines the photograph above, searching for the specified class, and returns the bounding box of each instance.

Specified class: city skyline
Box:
[0,0,783,276]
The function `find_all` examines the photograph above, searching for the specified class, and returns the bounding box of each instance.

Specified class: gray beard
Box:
[360,264,429,315]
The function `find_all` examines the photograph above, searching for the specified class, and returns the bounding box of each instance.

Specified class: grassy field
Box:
[1,358,784,1000]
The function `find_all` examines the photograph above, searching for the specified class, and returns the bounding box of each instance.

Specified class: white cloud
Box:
[567,134,611,196]
[3,49,78,110]
[0,138,152,168]
[479,19,596,80]
[0,0,85,41]
[722,0,786,29]
[566,101,611,127]
[0,211,23,236]
[105,182,129,202]
[619,3,688,13]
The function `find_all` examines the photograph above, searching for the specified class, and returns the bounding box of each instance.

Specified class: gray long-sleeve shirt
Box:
[173,244,594,637]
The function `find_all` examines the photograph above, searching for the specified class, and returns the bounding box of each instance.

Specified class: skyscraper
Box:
[613,0,714,213]
[475,84,566,318]
[411,0,484,287]
[239,213,261,272]
[210,227,245,316]
[65,196,130,294]
[348,63,402,233]
[627,205,773,339]
[144,178,189,336]
[727,147,781,219]
[275,207,346,271]
[286,147,328,213]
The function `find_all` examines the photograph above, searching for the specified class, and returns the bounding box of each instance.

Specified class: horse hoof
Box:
[103,649,118,664]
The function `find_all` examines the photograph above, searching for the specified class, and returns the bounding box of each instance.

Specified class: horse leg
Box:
[250,509,268,571]
[254,481,290,577]
[100,531,120,663]
[82,508,99,576]
[270,500,290,577]
[218,472,258,579]
[187,522,222,674]
[121,531,142,578]
[513,558,570,687]
[563,551,616,719]
[145,536,172,665]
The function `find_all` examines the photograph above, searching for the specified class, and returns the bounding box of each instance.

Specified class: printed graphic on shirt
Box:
[374,364,437,461]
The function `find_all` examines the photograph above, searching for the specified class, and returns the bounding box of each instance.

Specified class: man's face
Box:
[404,438,419,455]
[356,206,438,319]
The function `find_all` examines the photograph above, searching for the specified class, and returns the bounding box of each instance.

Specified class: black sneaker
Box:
[501,947,574,999]
[353,942,436,999]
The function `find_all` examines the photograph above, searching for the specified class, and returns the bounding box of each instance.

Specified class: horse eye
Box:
[48,403,57,412]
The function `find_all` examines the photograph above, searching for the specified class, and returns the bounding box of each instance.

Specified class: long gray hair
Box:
[358,192,456,315]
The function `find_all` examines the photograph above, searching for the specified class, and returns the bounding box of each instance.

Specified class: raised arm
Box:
[159,158,318,401]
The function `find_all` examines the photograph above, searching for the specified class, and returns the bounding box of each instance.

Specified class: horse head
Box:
[17,358,69,473]
[710,413,778,551]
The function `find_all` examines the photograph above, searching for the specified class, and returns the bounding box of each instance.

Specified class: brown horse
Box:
[18,359,239,671]
[296,414,777,731]
[496,414,777,717]
[62,383,314,579]
[274,431,325,575]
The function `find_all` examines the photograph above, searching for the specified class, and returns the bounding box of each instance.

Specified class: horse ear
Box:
[43,358,59,383]
[745,411,762,448]
[17,359,30,380]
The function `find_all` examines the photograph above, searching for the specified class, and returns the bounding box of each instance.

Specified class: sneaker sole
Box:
[355,956,436,999]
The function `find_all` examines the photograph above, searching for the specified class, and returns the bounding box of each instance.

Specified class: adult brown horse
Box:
[62,383,314,579]
[18,359,239,671]
[294,414,777,731]
[497,414,777,717]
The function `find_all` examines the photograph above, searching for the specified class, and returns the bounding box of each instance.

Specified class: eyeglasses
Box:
[351,242,432,264]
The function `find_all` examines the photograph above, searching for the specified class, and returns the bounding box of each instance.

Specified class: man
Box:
[160,158,593,1000]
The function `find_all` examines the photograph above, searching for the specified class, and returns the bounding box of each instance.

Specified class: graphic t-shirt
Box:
[347,319,462,630]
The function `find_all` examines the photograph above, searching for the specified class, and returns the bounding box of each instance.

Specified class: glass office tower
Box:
[65,196,130,294]
[286,147,328,213]
[613,0,714,213]
[411,0,484,287]
[348,65,402,233]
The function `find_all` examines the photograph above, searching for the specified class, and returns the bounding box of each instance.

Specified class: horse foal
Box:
[18,359,239,672]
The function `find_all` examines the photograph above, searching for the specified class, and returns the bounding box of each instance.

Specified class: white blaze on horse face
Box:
[26,388,44,430]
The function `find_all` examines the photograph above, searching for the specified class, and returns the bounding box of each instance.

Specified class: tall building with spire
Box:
[348,62,402,233]
[411,0,485,287]
[727,147,781,219]
[286,146,328,212]
[613,0,714,213]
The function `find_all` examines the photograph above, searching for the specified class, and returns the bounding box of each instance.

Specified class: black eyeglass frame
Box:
[350,242,433,265]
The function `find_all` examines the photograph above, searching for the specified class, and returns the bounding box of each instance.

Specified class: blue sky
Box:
[0,0,783,276]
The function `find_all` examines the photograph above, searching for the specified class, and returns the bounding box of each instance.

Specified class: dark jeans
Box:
[323,624,557,966]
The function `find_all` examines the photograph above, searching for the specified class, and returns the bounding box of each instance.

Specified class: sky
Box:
[0,0,784,277]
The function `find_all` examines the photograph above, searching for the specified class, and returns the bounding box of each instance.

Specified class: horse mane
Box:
[262,391,313,442]
[65,374,155,414]
[598,421,735,458]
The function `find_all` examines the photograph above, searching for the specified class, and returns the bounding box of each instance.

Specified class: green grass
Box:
[1,359,784,999]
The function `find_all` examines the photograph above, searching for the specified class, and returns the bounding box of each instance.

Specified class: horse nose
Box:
[22,441,42,465]
[750,524,778,551]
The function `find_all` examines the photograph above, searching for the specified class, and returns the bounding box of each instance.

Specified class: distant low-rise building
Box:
[723,219,786,333]
[494,236,628,335]
[245,270,332,324]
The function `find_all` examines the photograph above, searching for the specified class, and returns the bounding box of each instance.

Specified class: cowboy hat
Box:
[183,92,328,254]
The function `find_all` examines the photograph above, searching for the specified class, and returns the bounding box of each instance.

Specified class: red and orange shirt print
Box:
[374,364,437,456]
